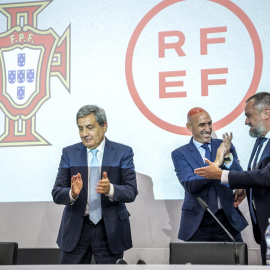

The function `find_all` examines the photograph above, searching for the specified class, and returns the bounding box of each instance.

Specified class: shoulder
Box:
[105,138,133,152]
[63,142,84,153]
[172,143,190,156]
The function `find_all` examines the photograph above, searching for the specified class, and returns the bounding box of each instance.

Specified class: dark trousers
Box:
[188,209,243,242]
[60,217,123,264]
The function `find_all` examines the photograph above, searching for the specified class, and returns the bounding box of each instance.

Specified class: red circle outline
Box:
[125,0,263,135]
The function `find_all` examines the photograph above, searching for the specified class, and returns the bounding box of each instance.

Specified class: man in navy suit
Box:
[52,105,138,264]
[195,92,270,264]
[171,107,248,242]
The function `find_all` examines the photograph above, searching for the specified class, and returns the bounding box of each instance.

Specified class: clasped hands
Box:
[194,132,246,207]
[194,132,233,179]
[71,171,110,199]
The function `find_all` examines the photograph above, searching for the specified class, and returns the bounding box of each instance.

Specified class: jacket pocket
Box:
[118,209,130,220]
[182,201,194,211]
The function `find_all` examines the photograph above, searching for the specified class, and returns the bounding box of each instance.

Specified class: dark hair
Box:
[76,105,107,126]
[246,92,270,113]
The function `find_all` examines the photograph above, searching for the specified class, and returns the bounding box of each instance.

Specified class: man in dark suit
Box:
[52,105,138,264]
[171,107,248,242]
[194,92,270,264]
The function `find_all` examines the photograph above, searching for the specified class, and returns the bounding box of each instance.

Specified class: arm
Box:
[194,142,243,179]
[107,147,138,203]
[52,148,83,205]
[229,157,270,189]
[172,149,215,194]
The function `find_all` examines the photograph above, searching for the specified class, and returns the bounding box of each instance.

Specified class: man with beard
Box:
[195,92,270,264]
[171,107,248,243]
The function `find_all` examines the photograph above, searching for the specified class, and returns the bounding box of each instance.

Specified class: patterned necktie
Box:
[250,137,267,223]
[89,149,102,224]
[201,143,218,214]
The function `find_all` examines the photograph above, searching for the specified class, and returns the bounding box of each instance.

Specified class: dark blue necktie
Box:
[201,143,218,214]
[250,137,267,223]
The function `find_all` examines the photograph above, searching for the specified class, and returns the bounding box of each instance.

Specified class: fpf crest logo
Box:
[0,1,70,147]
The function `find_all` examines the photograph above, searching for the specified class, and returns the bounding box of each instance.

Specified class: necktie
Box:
[250,137,267,223]
[201,143,218,214]
[89,149,102,224]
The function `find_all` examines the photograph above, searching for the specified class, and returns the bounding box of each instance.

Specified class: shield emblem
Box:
[17,70,25,83]
[27,69,34,83]
[18,53,25,67]
[8,70,16,84]
[17,86,25,100]
[2,47,41,106]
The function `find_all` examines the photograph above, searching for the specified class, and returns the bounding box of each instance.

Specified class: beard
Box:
[249,123,266,138]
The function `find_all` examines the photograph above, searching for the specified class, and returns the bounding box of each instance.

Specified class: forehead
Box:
[77,114,97,126]
[245,99,256,114]
[191,111,211,124]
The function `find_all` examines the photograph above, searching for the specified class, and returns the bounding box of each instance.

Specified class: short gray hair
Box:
[246,92,270,113]
[76,105,107,126]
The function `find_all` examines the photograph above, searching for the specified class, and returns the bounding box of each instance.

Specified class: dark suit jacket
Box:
[52,138,138,254]
[172,138,248,241]
[228,138,270,245]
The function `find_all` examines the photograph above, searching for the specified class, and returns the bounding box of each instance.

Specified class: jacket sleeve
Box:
[227,143,243,172]
[229,157,270,189]
[112,147,138,203]
[171,149,215,194]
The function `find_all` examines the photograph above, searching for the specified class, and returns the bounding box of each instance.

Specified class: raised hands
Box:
[96,171,111,195]
[213,132,233,166]
[222,132,233,155]
[71,173,83,198]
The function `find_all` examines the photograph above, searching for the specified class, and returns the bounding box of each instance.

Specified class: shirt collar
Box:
[192,138,211,150]
[264,130,270,139]
[88,137,105,156]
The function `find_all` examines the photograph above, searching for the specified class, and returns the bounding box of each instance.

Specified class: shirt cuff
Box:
[223,156,233,169]
[106,183,114,201]
[221,170,229,184]
[69,189,77,204]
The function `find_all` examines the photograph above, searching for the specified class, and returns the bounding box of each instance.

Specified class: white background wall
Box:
[0,0,268,265]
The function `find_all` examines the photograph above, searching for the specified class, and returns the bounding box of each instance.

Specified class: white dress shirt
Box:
[69,138,114,214]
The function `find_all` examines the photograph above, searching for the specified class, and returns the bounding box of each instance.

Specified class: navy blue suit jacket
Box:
[171,138,248,241]
[52,138,138,254]
[228,138,270,245]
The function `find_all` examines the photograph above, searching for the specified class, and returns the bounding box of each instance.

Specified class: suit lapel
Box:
[77,143,88,194]
[102,138,115,176]
[248,138,261,169]
[210,138,219,162]
[258,139,270,165]
[189,138,205,167]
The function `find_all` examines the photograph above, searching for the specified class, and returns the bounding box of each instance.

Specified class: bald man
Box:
[171,107,248,242]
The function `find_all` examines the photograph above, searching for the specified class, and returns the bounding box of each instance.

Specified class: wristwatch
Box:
[224,153,233,162]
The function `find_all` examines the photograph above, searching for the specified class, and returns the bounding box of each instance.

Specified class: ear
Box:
[103,122,108,133]
[265,108,270,120]
[186,122,192,132]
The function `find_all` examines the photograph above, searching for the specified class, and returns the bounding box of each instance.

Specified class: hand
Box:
[96,171,110,195]
[194,159,222,179]
[71,173,83,198]
[214,143,227,166]
[234,189,246,208]
[222,132,233,155]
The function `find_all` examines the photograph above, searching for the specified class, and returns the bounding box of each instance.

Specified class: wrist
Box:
[224,153,233,164]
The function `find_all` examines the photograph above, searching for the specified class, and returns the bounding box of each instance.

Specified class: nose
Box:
[81,128,89,137]
[245,117,249,125]
[206,125,212,133]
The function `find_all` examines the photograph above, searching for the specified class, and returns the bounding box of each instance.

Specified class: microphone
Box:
[197,197,239,265]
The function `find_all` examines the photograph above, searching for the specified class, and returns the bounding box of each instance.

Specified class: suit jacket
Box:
[228,138,270,245]
[171,138,248,241]
[52,138,138,254]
